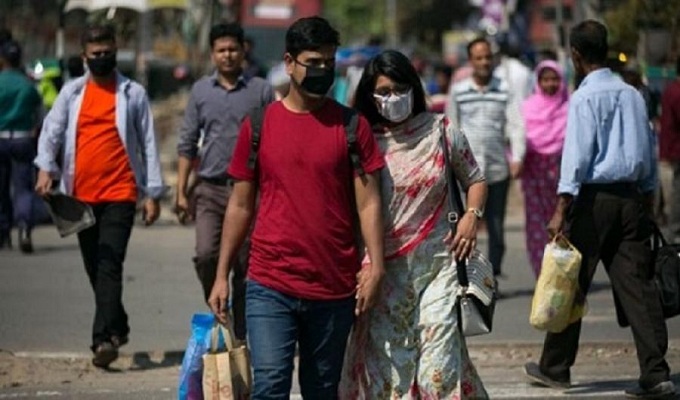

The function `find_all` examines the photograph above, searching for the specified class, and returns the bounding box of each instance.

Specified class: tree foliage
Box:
[324,0,473,50]
[604,0,680,59]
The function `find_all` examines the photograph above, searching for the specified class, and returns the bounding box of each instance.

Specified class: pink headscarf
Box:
[521,60,569,155]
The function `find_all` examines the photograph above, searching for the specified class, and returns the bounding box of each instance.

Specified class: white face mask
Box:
[374,89,413,123]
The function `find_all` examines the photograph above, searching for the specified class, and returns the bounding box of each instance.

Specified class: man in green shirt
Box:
[0,40,43,252]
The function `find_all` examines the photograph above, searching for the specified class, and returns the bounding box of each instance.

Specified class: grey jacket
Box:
[35,72,165,199]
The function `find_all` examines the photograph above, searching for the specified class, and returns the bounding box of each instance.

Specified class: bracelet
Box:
[467,207,484,220]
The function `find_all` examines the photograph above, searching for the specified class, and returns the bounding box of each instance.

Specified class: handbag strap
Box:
[439,123,470,288]
[209,322,237,352]
[651,221,669,248]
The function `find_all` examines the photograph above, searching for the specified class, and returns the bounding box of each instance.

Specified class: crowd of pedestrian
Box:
[1,13,679,400]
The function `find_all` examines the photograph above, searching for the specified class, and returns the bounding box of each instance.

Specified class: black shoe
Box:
[92,342,118,368]
[524,362,571,389]
[0,230,11,250]
[625,381,676,399]
[18,228,32,254]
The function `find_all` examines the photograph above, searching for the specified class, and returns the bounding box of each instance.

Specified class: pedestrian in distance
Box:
[207,16,386,399]
[520,59,569,278]
[0,39,43,253]
[659,56,680,244]
[340,49,489,399]
[34,24,165,369]
[446,37,526,278]
[524,20,675,399]
[175,22,274,340]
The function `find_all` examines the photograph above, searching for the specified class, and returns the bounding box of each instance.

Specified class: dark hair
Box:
[209,22,244,48]
[81,24,116,49]
[467,37,490,58]
[433,64,453,78]
[354,50,428,126]
[285,16,339,58]
[569,20,608,64]
[0,40,21,68]
[66,55,85,78]
[0,28,12,46]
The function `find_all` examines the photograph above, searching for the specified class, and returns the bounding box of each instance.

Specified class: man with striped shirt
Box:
[446,37,525,277]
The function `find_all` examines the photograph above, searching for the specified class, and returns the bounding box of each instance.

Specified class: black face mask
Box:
[296,62,335,97]
[86,53,117,77]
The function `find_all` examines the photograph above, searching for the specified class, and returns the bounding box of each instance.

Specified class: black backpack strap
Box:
[247,106,267,170]
[342,107,364,177]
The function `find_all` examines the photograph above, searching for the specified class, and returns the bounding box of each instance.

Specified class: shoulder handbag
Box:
[439,127,497,336]
[652,224,680,319]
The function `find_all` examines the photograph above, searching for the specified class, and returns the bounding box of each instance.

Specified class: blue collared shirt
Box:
[558,68,657,196]
[34,72,166,199]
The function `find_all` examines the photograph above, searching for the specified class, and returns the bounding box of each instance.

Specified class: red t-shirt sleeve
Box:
[355,115,385,175]
[227,117,256,181]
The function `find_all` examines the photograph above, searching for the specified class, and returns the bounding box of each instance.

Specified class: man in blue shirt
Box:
[524,20,674,399]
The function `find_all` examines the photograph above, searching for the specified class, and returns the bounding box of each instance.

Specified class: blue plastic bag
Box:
[178,313,215,400]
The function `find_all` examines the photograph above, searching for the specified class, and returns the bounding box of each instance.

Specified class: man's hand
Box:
[35,170,52,197]
[355,267,384,316]
[510,161,523,179]
[208,277,230,325]
[175,191,192,224]
[547,195,573,239]
[547,209,565,239]
[143,198,160,226]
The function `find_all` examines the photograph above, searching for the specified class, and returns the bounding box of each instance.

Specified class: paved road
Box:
[1,213,679,398]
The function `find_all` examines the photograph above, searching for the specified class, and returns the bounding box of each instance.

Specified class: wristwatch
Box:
[467,207,484,220]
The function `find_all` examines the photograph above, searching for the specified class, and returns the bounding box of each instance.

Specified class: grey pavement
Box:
[1,213,679,398]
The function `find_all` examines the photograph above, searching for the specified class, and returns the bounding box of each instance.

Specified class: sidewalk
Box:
[2,341,679,399]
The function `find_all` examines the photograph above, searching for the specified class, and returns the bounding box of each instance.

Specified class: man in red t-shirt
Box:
[208,16,385,398]
[660,56,680,243]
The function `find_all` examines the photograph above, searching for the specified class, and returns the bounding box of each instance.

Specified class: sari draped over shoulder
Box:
[375,112,482,261]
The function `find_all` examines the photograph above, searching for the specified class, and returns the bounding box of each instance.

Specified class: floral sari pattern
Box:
[340,112,488,399]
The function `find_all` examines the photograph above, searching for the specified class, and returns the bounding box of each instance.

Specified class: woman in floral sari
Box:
[340,50,488,399]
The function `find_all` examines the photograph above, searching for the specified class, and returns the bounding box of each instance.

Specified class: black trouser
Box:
[77,202,136,351]
[485,179,509,275]
[539,183,670,389]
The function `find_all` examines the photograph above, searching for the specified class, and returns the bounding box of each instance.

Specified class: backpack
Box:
[246,105,365,177]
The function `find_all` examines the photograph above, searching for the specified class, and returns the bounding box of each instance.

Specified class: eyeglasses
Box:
[373,84,411,98]
[88,50,115,58]
[294,58,335,70]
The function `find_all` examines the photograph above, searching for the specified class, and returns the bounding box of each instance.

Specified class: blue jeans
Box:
[246,280,355,400]
[485,179,509,275]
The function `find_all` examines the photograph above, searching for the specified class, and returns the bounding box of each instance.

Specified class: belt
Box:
[200,176,230,186]
[0,130,32,139]
[581,182,638,196]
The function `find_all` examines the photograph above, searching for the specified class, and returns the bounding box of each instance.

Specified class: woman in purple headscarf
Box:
[521,60,569,278]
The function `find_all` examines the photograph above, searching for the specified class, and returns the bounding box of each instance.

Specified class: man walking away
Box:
[659,56,680,244]
[524,20,675,399]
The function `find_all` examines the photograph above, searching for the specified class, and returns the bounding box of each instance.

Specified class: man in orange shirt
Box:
[34,24,165,368]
